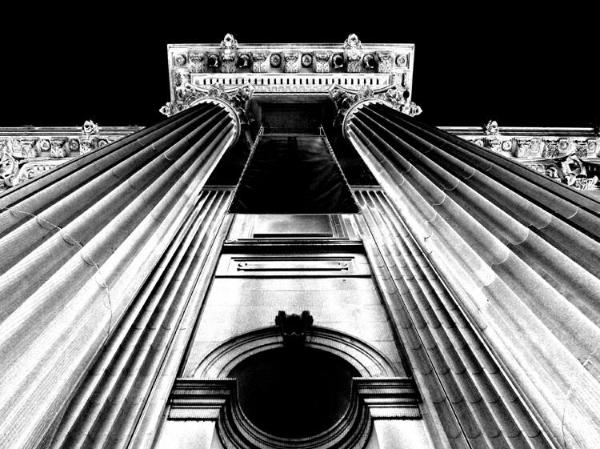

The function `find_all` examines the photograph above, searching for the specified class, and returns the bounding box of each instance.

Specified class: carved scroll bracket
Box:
[275,310,314,348]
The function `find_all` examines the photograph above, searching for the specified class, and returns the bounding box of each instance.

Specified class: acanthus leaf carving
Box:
[330,84,422,122]
[166,83,253,124]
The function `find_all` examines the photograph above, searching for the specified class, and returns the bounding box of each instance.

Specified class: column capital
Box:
[160,83,254,144]
[330,85,422,137]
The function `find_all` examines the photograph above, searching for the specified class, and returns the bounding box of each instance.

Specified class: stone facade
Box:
[1,35,599,449]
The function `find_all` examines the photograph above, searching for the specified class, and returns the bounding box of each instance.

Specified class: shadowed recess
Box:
[229,348,359,438]
[230,135,358,213]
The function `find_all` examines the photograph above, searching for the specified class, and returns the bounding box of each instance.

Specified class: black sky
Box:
[0,3,597,128]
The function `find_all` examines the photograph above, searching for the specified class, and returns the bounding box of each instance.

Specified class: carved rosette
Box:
[283,53,300,73]
[173,52,187,68]
[395,53,409,69]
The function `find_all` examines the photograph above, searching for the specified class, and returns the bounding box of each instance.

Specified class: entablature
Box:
[165,33,415,111]
[0,121,142,191]
[442,121,600,192]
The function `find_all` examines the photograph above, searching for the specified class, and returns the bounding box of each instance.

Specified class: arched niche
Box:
[158,327,432,449]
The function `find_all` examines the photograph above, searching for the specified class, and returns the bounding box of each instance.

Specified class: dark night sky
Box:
[0,3,597,128]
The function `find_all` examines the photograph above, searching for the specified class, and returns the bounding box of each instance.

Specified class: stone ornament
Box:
[362,53,377,71]
[448,121,600,191]
[269,53,282,68]
[283,53,300,73]
[396,54,409,68]
[82,120,100,135]
[39,139,51,152]
[220,33,238,73]
[12,138,39,158]
[50,139,69,158]
[275,310,314,347]
[188,52,207,73]
[166,34,415,98]
[331,85,422,124]
[559,154,599,190]
[343,33,363,73]
[81,120,99,155]
[0,146,18,187]
[236,53,251,69]
[251,52,269,73]
[207,53,220,69]
[0,122,138,190]
[301,53,313,68]
[173,53,187,67]
[377,52,393,73]
[164,83,253,131]
[314,52,331,73]
[485,120,500,136]
[332,53,345,70]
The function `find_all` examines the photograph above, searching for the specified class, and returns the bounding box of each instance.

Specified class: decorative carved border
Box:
[443,121,600,191]
[192,326,400,379]
[165,34,415,105]
[0,122,142,190]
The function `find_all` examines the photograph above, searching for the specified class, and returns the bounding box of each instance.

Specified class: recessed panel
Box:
[216,253,371,277]
[253,214,332,237]
[229,135,358,214]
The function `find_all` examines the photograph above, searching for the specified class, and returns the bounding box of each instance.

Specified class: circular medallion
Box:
[270,53,282,68]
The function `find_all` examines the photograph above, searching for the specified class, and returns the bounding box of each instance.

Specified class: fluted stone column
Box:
[343,101,600,449]
[0,99,243,449]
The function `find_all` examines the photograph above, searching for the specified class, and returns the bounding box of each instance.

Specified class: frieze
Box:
[0,121,142,190]
[442,122,600,191]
